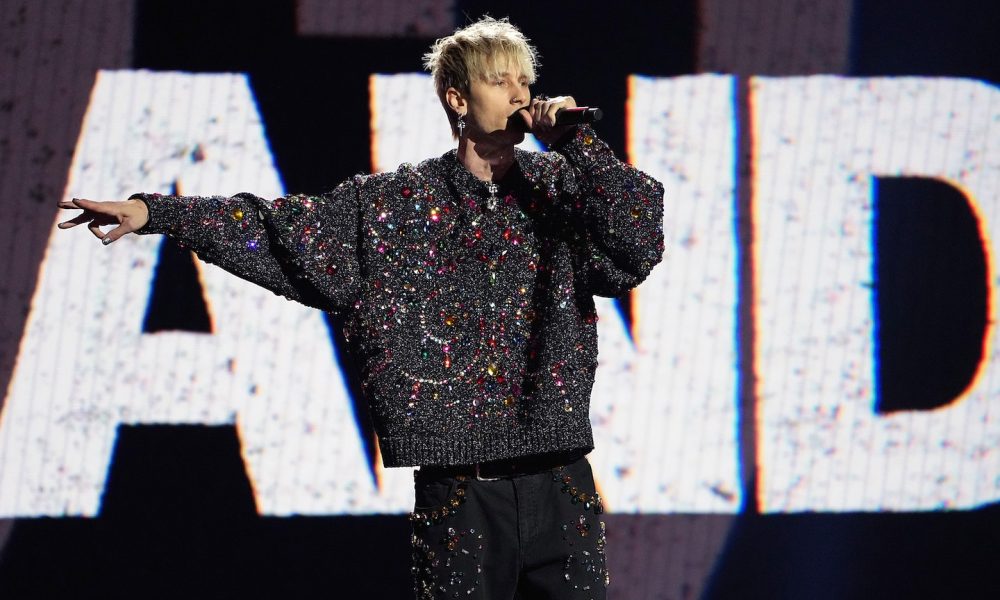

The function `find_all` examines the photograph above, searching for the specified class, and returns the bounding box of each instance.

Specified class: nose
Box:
[512,85,528,105]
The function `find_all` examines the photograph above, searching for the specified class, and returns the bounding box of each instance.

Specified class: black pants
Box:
[410,454,609,600]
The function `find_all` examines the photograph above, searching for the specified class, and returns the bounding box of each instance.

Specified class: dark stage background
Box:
[0,1,998,598]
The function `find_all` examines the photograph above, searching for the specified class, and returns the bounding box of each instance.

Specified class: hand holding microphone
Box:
[514,94,603,146]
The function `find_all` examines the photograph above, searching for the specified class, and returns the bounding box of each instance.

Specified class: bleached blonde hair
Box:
[423,16,539,137]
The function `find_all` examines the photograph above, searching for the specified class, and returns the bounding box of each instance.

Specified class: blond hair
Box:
[423,16,539,137]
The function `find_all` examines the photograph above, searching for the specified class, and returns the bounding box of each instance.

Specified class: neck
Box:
[456,135,516,183]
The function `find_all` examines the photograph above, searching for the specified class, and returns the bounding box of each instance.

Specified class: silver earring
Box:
[457,114,466,137]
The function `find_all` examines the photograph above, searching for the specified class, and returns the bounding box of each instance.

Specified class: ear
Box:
[445,87,467,114]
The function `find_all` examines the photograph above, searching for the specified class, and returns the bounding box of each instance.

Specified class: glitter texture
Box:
[555,466,610,593]
[134,125,664,467]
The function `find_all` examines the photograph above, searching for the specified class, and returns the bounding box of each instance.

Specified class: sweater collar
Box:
[441,147,545,193]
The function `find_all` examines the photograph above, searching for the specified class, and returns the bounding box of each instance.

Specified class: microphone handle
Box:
[553,106,603,126]
[508,106,604,132]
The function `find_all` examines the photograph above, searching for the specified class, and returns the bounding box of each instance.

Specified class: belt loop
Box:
[474,463,501,482]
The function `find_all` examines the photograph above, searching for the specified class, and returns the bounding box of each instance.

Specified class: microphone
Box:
[553,106,603,126]
[509,106,603,131]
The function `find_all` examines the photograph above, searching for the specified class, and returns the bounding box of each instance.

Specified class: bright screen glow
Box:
[0,71,997,517]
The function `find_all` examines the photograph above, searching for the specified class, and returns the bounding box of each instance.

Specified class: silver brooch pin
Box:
[486,182,499,210]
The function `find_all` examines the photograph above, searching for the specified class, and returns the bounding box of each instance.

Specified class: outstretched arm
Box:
[57,182,364,313]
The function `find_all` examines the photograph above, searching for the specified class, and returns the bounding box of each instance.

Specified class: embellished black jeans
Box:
[409,454,609,600]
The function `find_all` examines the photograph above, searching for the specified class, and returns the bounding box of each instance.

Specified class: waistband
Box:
[417,449,587,481]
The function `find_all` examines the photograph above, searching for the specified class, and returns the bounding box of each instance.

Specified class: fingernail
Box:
[102,237,113,245]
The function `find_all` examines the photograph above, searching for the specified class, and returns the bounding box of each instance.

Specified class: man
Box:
[59,16,664,600]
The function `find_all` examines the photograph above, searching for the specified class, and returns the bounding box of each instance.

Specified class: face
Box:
[460,65,531,144]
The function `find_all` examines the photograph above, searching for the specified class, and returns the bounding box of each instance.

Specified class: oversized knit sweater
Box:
[135,125,664,467]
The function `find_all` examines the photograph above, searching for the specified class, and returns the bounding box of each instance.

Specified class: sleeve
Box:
[549,124,665,297]
[131,177,364,314]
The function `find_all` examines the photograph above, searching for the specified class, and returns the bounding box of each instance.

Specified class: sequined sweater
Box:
[134,125,664,468]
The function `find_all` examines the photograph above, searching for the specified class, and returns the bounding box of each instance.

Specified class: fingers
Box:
[56,198,91,223]
[57,197,142,244]
[57,198,103,230]
[70,198,111,213]
[529,98,548,126]
[528,95,578,146]
[57,198,99,210]
[530,95,576,127]
[57,200,117,230]
[543,102,562,128]
[87,220,107,242]
[86,220,133,245]
[101,223,132,245]
[57,212,93,229]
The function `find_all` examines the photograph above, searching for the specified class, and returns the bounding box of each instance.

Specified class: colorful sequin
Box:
[555,467,609,595]
[553,466,605,515]
[410,476,484,598]
[561,519,609,594]
[134,124,665,468]
[409,476,469,529]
